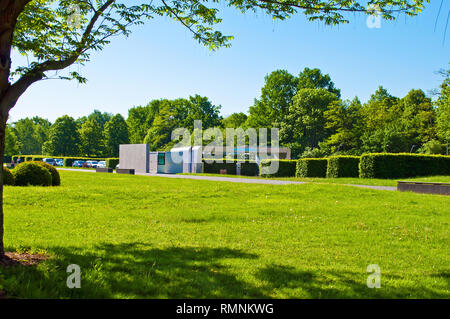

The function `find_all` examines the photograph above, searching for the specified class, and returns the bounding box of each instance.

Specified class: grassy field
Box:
[1,170,449,298]
[181,173,450,186]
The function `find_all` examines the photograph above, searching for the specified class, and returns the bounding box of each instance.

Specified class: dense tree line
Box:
[236,66,449,158]
[5,67,449,159]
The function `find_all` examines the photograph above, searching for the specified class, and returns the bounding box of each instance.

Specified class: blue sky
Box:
[9,1,450,123]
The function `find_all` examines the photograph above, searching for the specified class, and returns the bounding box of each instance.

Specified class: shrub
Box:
[34,161,61,186]
[240,162,259,176]
[359,153,450,179]
[25,156,33,162]
[12,162,52,186]
[260,160,297,177]
[327,156,360,178]
[203,159,237,175]
[106,158,119,169]
[2,167,15,186]
[296,158,328,177]
[63,158,76,167]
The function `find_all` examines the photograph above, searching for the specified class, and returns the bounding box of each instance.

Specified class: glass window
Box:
[158,153,165,165]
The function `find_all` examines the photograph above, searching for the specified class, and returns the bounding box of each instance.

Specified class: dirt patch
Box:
[0,252,48,268]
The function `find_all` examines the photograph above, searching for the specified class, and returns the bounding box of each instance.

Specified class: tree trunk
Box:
[0,114,5,258]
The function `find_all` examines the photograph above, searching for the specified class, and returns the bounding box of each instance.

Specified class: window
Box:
[157,153,165,165]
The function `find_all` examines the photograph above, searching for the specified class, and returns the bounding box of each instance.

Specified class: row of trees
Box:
[6,68,449,159]
[6,111,129,158]
[229,67,450,158]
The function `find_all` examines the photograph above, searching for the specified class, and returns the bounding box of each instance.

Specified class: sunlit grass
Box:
[1,171,449,298]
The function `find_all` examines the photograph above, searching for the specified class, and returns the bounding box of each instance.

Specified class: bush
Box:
[296,158,328,177]
[63,158,76,167]
[260,160,297,177]
[203,159,237,175]
[12,162,52,186]
[34,161,61,186]
[359,153,450,179]
[2,167,15,186]
[106,158,119,169]
[327,156,360,178]
[240,162,259,176]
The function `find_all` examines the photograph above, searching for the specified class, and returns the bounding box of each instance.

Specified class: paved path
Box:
[138,173,305,185]
[58,168,396,190]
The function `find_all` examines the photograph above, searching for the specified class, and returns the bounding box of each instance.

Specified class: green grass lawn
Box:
[181,173,450,187]
[1,171,449,298]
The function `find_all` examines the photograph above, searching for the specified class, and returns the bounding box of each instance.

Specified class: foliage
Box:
[297,67,340,98]
[359,153,450,179]
[326,156,360,178]
[296,158,327,177]
[43,116,80,156]
[104,114,129,157]
[79,119,104,157]
[417,140,446,155]
[106,158,120,169]
[260,160,297,177]
[34,161,61,186]
[12,162,52,187]
[2,167,15,186]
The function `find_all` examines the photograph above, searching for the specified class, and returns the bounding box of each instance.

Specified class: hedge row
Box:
[359,153,450,179]
[296,158,328,177]
[202,159,258,175]
[106,158,119,169]
[240,162,259,176]
[327,156,360,178]
[12,155,107,166]
[260,160,297,177]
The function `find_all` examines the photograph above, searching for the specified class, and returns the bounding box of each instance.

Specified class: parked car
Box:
[97,161,106,168]
[86,160,99,168]
[43,158,57,166]
[55,159,64,167]
[72,160,85,167]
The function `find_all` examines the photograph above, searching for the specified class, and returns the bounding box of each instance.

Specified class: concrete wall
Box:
[119,144,149,174]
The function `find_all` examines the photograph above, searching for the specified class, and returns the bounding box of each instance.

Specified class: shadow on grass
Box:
[256,264,449,298]
[1,243,448,298]
[1,242,264,298]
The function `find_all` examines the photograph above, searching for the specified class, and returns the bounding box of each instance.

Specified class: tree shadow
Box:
[0,242,266,298]
[255,264,449,298]
[2,245,448,298]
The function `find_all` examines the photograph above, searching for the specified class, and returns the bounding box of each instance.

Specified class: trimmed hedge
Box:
[296,158,328,177]
[63,158,76,167]
[327,156,360,178]
[12,162,52,186]
[240,162,259,176]
[260,160,297,177]
[34,161,61,186]
[203,159,237,175]
[13,155,106,167]
[2,167,15,186]
[359,153,450,179]
[106,158,119,169]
